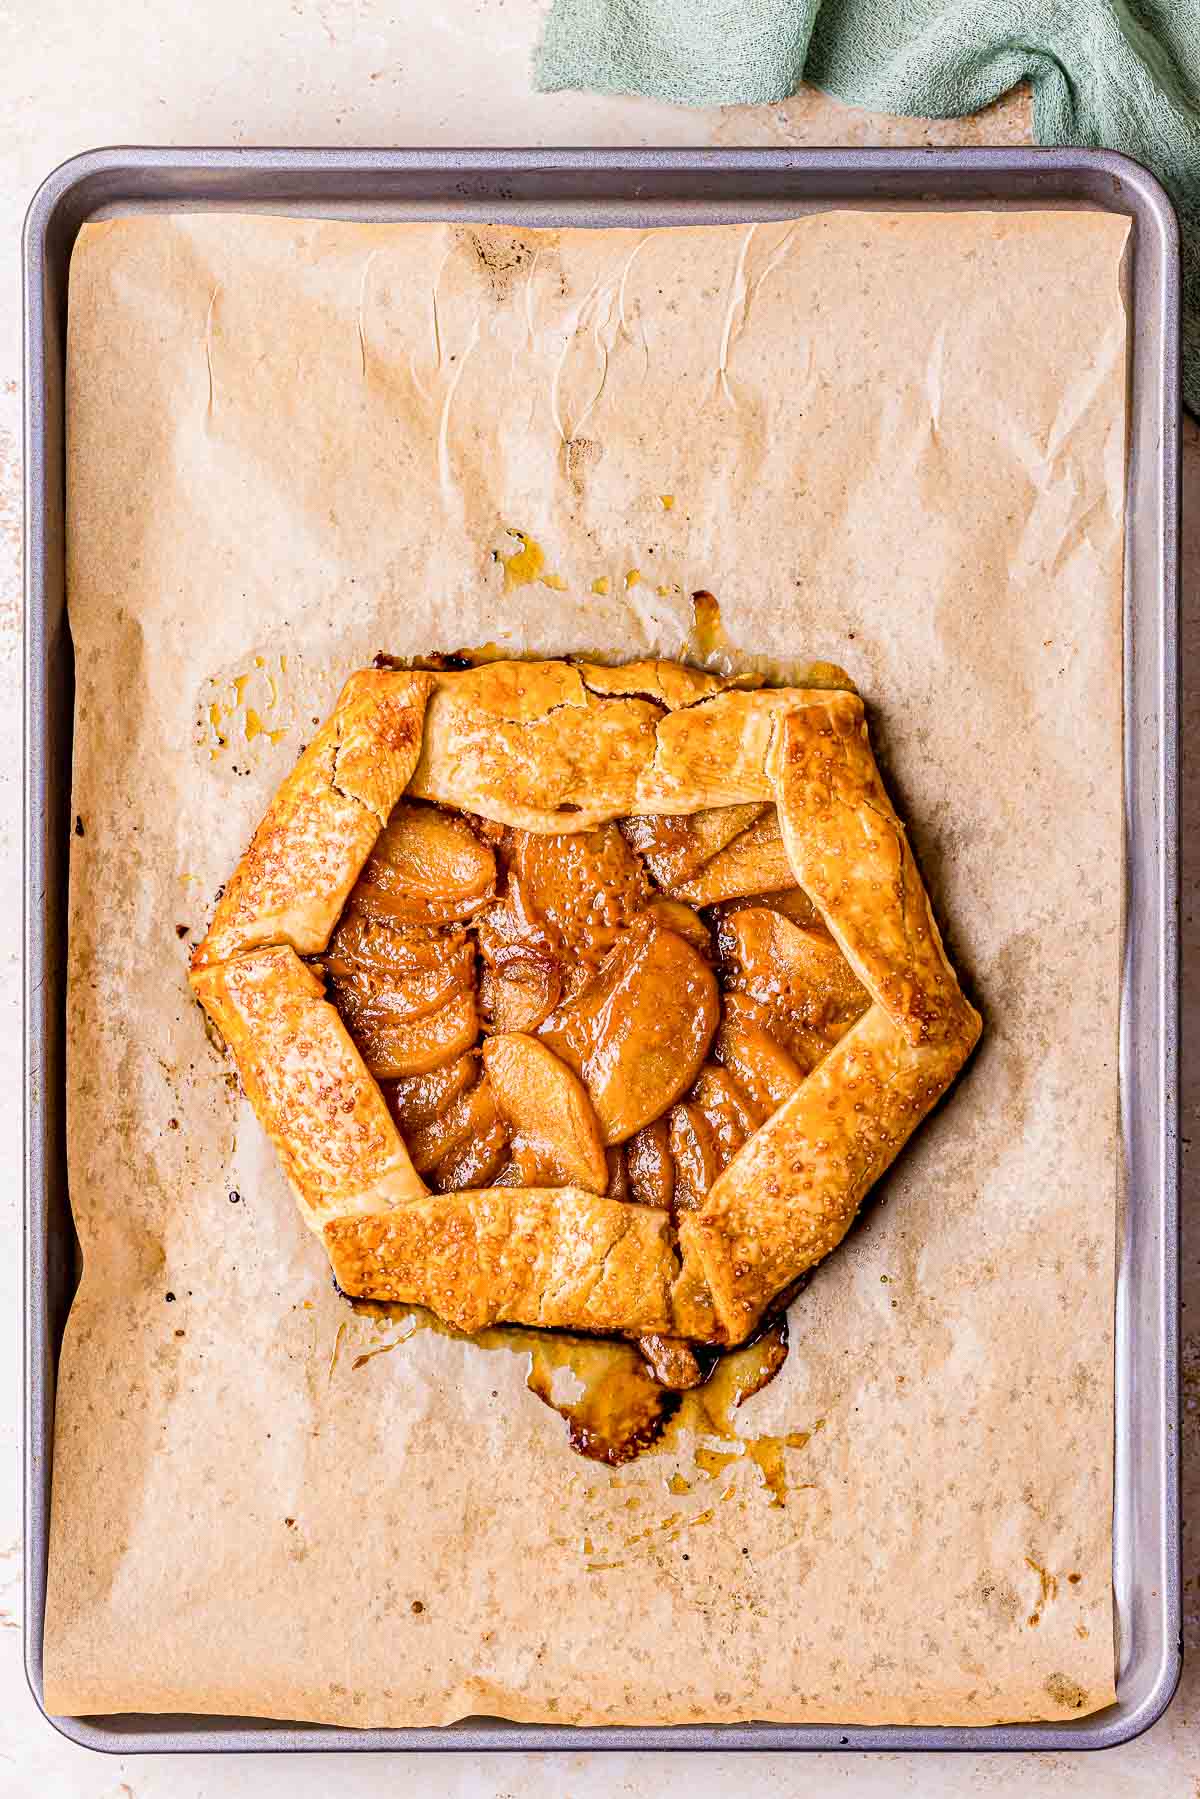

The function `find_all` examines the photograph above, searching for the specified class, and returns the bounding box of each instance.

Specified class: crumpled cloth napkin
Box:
[536,0,1200,410]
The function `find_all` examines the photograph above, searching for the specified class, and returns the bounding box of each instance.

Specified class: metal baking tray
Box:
[24,146,1180,1754]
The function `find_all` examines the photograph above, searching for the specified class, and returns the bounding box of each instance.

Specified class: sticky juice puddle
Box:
[680,590,858,694]
[346,1298,814,1507]
[496,529,569,593]
[201,653,290,758]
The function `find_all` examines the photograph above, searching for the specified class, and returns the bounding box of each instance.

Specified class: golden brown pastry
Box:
[193,669,432,968]
[191,659,981,1345]
[191,945,426,1231]
[324,1186,679,1336]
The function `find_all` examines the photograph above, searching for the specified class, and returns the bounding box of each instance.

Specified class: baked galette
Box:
[191,659,980,1354]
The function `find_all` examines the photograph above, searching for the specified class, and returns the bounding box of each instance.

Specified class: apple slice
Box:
[620,802,768,889]
[384,1052,478,1130]
[626,1117,675,1210]
[713,1001,807,1114]
[671,810,796,906]
[351,802,496,925]
[407,1072,499,1173]
[688,1062,761,1163]
[638,1334,708,1390]
[716,906,870,1070]
[343,986,478,1079]
[639,897,711,956]
[538,919,719,1145]
[667,1101,720,1211]
[431,1114,510,1191]
[482,1032,609,1195]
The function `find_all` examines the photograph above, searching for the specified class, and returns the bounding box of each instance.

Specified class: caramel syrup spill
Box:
[327,1319,347,1385]
[204,657,290,756]
[351,1323,416,1370]
[682,590,731,668]
[680,589,859,694]
[245,706,288,745]
[800,660,859,691]
[346,1298,813,1505]
[497,530,568,594]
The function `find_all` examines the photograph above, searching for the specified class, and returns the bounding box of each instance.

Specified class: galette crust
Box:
[192,669,432,969]
[407,660,805,831]
[191,658,980,1344]
[191,944,425,1231]
[324,1187,679,1337]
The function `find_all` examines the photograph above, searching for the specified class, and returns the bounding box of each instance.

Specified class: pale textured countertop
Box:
[1,4,1196,1794]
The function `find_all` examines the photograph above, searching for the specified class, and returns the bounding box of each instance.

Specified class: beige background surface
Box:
[0,0,1197,1793]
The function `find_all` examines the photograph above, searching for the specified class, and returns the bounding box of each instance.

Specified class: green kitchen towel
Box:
[536,0,1200,411]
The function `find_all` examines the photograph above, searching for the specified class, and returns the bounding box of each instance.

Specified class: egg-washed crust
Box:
[191,945,426,1231]
[407,660,804,831]
[191,659,981,1345]
[191,669,434,969]
[324,1187,679,1337]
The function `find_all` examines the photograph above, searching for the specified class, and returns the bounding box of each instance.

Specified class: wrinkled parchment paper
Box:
[46,210,1128,1726]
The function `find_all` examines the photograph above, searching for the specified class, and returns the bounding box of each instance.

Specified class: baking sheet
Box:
[44,208,1128,1726]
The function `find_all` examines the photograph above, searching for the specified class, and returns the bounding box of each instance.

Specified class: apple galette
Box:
[191,658,980,1357]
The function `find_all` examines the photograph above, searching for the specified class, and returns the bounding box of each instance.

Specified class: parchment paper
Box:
[45,209,1129,1726]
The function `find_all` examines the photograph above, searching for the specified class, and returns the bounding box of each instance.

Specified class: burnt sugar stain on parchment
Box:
[1044,1672,1089,1711]
[563,434,602,496]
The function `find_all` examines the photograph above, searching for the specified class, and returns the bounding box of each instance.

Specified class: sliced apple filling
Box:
[193,663,981,1376]
[316,799,870,1242]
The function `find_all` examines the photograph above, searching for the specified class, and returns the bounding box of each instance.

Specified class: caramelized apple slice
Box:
[345,986,478,1079]
[626,1117,674,1210]
[716,906,870,1070]
[638,1334,709,1390]
[351,802,496,926]
[407,1072,499,1173]
[688,1063,760,1165]
[713,1000,806,1115]
[672,810,795,905]
[668,1101,720,1210]
[324,911,441,976]
[479,948,561,1034]
[506,823,649,968]
[384,1052,477,1130]
[640,897,711,956]
[711,886,824,931]
[539,919,719,1144]
[617,813,693,889]
[620,803,768,889]
[474,824,647,1030]
[482,1032,608,1195]
[606,1146,632,1203]
[432,1115,510,1191]
[327,928,474,1029]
